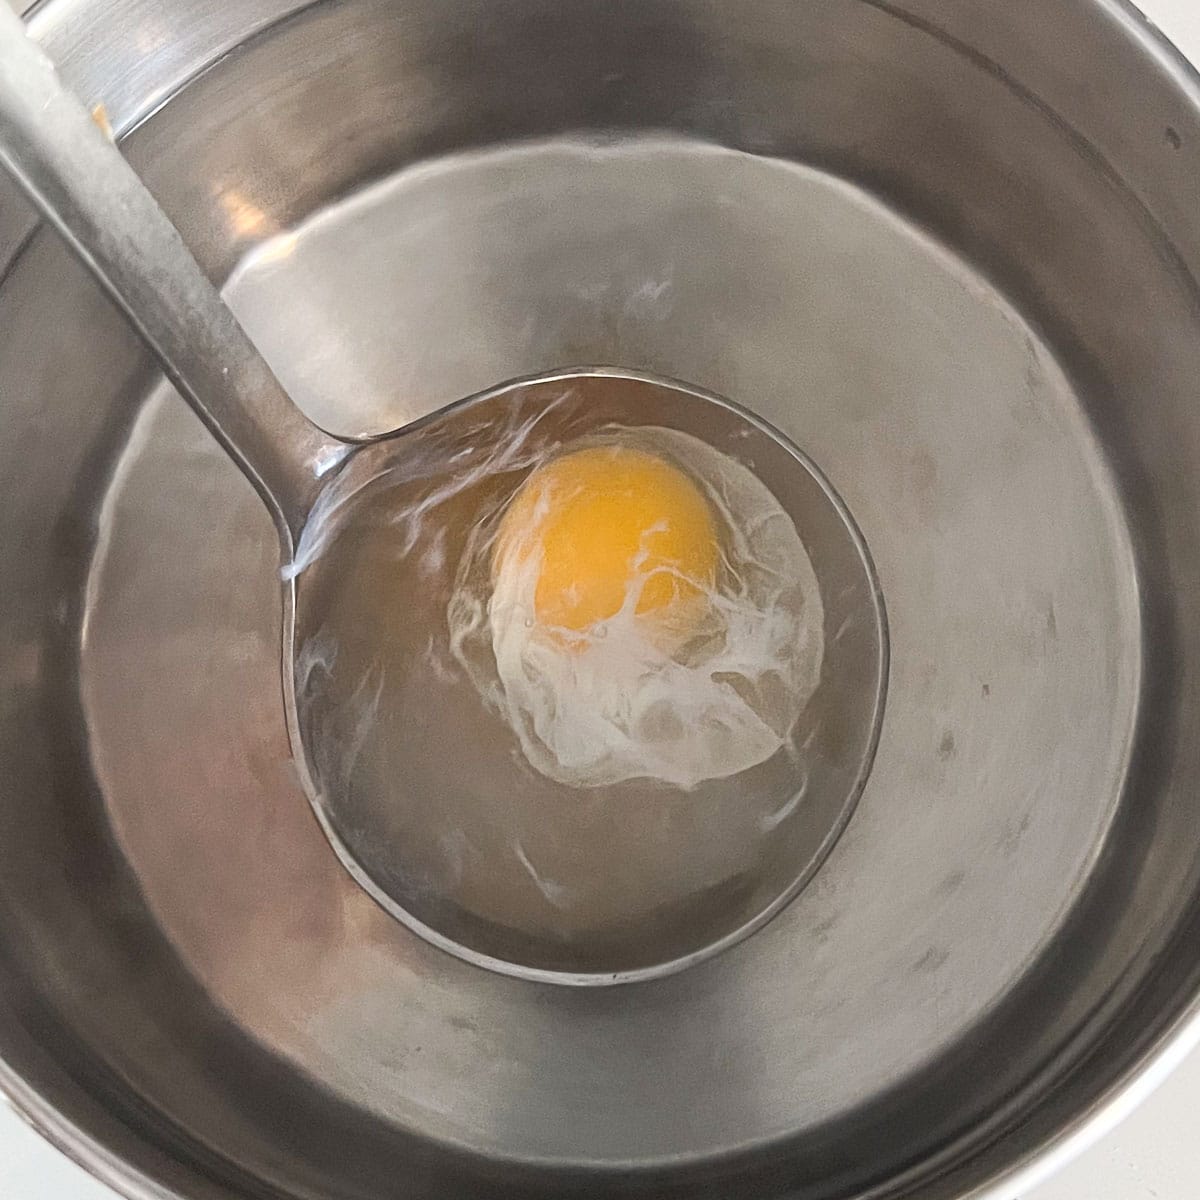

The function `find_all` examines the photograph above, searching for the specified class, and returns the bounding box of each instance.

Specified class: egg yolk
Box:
[494,445,719,635]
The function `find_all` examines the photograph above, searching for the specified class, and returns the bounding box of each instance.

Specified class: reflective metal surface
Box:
[1,1,1200,1198]
[0,3,340,542]
[289,367,886,982]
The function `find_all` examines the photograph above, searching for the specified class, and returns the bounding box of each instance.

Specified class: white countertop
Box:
[4,1,1200,1197]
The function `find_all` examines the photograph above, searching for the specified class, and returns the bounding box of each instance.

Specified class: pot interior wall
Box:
[2,2,1200,1199]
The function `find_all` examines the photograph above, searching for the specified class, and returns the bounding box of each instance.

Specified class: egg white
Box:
[448,426,824,790]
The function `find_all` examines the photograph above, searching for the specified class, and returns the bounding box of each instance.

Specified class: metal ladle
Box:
[0,7,886,983]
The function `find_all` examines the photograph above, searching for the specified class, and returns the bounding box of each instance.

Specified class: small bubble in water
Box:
[524,617,535,629]
[593,623,607,639]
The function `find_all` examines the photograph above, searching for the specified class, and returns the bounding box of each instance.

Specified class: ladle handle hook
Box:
[0,6,342,546]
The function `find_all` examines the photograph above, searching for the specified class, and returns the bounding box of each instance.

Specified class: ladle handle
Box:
[0,6,342,546]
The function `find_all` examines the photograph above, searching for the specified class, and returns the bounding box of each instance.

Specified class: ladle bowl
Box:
[289,366,886,983]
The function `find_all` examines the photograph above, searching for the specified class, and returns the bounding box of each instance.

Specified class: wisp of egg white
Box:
[449,427,824,790]
[284,392,578,582]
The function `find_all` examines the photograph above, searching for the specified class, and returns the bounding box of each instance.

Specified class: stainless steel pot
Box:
[3,1,1200,1197]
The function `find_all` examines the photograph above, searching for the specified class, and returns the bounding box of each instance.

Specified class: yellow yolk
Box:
[494,445,719,635]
